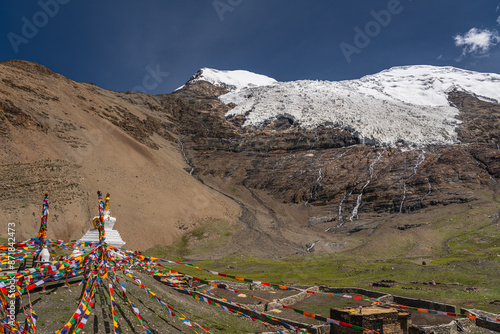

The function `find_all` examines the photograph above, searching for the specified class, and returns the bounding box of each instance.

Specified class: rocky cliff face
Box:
[169,82,499,234]
[1,60,499,257]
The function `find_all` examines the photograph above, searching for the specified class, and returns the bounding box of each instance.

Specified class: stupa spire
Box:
[104,192,111,212]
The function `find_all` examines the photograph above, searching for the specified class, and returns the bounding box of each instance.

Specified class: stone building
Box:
[330,305,411,334]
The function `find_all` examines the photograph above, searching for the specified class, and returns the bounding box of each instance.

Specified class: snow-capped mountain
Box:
[210,65,500,147]
[172,65,499,232]
[178,68,277,92]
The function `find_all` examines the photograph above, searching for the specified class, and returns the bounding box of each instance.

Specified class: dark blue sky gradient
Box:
[1,0,499,94]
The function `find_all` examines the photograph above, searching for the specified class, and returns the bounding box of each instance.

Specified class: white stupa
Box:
[79,192,126,248]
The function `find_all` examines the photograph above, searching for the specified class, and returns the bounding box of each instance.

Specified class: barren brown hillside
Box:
[0,60,240,250]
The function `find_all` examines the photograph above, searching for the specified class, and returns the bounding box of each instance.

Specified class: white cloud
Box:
[497,15,500,25]
[454,28,500,58]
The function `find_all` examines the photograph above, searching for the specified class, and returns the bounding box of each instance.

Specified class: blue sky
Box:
[1,1,499,94]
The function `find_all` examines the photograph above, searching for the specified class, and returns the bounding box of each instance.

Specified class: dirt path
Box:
[191,176,305,258]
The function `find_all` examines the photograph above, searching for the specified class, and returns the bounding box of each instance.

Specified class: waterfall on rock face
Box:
[350,150,384,221]
[399,183,407,214]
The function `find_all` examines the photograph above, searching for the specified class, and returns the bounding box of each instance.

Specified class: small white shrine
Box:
[39,246,51,262]
[79,192,126,248]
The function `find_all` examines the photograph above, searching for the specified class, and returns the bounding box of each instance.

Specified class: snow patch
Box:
[178,68,277,91]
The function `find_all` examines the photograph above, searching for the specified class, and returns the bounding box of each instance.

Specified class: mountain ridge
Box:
[0,60,499,260]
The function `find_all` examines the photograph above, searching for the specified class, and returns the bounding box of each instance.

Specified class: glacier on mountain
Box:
[211,65,500,147]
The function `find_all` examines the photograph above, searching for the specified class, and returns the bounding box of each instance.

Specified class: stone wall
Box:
[267,286,319,310]
[408,319,474,334]
[475,317,500,333]
[461,308,500,333]
[178,283,328,334]
[193,288,329,334]
[392,296,456,313]
[320,287,387,299]
[321,287,456,313]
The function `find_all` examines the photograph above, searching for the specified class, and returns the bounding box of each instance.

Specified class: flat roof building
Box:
[331,305,411,334]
